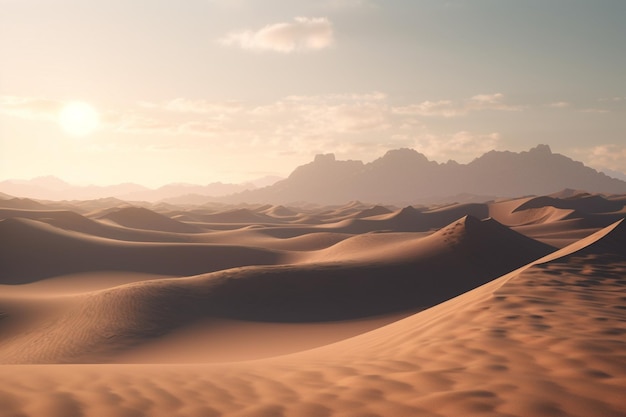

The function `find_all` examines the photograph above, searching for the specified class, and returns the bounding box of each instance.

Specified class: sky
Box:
[1,0,625,187]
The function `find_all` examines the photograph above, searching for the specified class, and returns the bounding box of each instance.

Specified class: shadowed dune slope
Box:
[260,205,299,218]
[0,218,285,283]
[0,198,50,210]
[0,208,206,243]
[98,206,202,233]
[324,205,491,234]
[0,208,100,228]
[421,202,490,222]
[305,215,553,265]
[0,216,555,363]
[514,194,624,213]
[190,208,280,224]
[354,204,392,218]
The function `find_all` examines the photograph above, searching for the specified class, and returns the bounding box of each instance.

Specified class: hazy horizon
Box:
[3,144,626,190]
[1,1,625,188]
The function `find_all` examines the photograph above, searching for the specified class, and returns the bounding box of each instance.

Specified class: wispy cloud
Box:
[392,93,522,117]
[598,96,626,102]
[207,0,247,9]
[573,144,626,174]
[414,131,501,163]
[219,17,334,53]
[579,108,610,114]
[0,96,62,121]
[547,101,571,108]
[320,0,377,9]
[140,98,244,115]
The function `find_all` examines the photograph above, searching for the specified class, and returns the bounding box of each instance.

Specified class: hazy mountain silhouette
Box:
[0,177,282,202]
[226,145,626,204]
[0,176,149,201]
[2,145,624,204]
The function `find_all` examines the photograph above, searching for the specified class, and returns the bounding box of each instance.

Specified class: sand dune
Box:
[306,215,553,264]
[0,207,203,243]
[0,217,285,283]
[491,201,577,226]
[0,193,625,416]
[0,197,50,210]
[548,188,590,199]
[98,206,203,233]
[490,194,626,226]
[187,207,281,224]
[250,232,352,251]
[260,204,299,218]
[515,194,624,213]
[321,205,478,234]
[0,215,554,363]
[353,204,392,218]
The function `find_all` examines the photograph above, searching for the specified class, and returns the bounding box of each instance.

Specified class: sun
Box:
[58,101,101,136]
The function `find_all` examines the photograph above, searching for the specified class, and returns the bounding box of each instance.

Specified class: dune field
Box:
[1,191,625,416]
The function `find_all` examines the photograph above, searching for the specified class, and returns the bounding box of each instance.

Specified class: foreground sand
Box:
[1,192,625,416]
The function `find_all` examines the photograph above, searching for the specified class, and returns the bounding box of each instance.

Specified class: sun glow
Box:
[58,101,100,136]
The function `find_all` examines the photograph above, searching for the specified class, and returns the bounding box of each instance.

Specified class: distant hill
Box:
[224,145,626,204]
[0,176,150,201]
[0,176,283,202]
[119,182,253,202]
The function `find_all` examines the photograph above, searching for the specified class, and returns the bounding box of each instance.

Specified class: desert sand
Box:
[1,191,625,416]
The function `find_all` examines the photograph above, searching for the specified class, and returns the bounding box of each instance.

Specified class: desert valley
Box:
[1,146,626,416]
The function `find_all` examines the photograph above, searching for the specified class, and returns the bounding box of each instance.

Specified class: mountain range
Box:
[1,145,625,204]
[0,175,282,202]
[225,144,626,204]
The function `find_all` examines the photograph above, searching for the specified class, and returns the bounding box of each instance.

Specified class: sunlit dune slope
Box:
[489,194,626,227]
[276,218,626,416]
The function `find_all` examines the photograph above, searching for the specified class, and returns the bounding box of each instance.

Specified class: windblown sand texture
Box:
[1,191,625,416]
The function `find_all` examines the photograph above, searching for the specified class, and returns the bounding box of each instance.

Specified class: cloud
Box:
[0,96,63,121]
[248,93,392,140]
[320,0,377,9]
[573,144,626,174]
[284,92,387,102]
[219,17,334,53]
[207,0,247,9]
[579,108,610,114]
[414,131,501,163]
[599,96,626,102]
[547,101,571,108]
[392,93,522,117]
[110,114,177,134]
[393,100,458,117]
[140,98,244,115]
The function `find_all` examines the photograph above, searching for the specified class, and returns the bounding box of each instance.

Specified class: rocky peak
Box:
[528,144,552,155]
[313,154,336,164]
